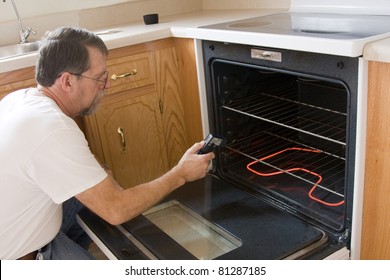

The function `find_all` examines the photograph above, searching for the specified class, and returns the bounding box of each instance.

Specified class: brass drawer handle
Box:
[117,127,126,153]
[111,69,137,80]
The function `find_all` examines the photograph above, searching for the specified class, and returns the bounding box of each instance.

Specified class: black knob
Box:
[337,61,344,69]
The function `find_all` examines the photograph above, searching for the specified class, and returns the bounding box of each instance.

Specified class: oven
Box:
[77,46,359,260]
[77,0,390,260]
[198,41,357,259]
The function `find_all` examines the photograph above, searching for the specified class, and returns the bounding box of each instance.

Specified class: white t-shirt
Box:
[0,88,107,259]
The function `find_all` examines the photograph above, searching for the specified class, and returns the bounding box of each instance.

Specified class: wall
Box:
[290,0,390,14]
[79,0,203,30]
[202,0,289,9]
[0,0,133,21]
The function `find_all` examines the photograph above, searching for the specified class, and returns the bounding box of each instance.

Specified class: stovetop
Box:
[200,12,390,40]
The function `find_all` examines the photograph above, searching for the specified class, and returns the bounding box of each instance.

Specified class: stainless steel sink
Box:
[0,41,40,60]
[94,29,122,36]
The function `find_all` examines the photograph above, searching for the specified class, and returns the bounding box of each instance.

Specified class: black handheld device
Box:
[197,133,226,154]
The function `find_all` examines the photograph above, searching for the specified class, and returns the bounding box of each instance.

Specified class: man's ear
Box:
[57,72,73,91]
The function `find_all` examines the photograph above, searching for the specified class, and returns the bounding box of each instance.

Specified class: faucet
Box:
[3,0,36,43]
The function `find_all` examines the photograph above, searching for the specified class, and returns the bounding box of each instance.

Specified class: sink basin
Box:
[0,41,41,60]
[94,29,122,36]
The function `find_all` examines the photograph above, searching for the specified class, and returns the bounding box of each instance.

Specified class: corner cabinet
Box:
[84,38,203,188]
[361,61,390,259]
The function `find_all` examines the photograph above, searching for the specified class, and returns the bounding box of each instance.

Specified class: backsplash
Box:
[291,0,390,14]
[79,0,203,30]
[203,0,289,10]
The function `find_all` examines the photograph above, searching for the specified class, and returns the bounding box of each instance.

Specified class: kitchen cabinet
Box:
[0,66,36,100]
[361,61,390,259]
[84,38,203,188]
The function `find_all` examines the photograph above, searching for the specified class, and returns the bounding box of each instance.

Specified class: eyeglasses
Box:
[69,71,109,88]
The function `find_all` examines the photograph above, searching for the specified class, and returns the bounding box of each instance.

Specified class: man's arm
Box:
[76,141,214,225]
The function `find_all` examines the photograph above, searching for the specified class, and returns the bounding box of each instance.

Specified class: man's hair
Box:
[35,27,108,87]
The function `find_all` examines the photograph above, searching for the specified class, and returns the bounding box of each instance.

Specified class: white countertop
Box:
[2,9,390,73]
[363,38,390,63]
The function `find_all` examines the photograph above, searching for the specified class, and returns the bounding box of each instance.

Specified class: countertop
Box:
[363,38,390,63]
[1,9,390,73]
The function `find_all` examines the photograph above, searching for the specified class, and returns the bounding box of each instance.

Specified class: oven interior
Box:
[204,42,358,236]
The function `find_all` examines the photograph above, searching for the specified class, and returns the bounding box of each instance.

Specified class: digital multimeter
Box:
[197,133,226,154]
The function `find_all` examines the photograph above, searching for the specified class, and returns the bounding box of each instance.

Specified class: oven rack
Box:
[223,130,345,199]
[222,86,347,146]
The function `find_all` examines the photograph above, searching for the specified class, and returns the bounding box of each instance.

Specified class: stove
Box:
[192,0,390,57]
[201,12,390,40]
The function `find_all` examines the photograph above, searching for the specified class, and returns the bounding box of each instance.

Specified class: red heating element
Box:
[246,147,345,207]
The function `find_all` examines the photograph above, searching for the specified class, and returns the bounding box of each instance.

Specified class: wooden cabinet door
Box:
[155,45,189,168]
[95,90,169,188]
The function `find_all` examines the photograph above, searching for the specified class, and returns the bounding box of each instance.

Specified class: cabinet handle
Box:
[117,127,126,153]
[111,69,137,80]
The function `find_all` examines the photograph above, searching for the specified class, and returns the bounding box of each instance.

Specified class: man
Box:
[0,27,214,260]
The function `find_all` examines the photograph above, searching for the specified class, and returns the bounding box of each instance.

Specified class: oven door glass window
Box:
[143,200,242,259]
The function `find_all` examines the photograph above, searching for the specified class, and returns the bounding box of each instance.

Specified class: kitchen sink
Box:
[0,41,41,60]
[94,29,122,36]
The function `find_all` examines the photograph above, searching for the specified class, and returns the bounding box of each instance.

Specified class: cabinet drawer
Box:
[106,52,155,95]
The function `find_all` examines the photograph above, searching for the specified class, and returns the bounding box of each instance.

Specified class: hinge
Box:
[338,228,350,245]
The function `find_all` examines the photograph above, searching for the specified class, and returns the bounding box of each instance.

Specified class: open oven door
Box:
[77,175,347,260]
